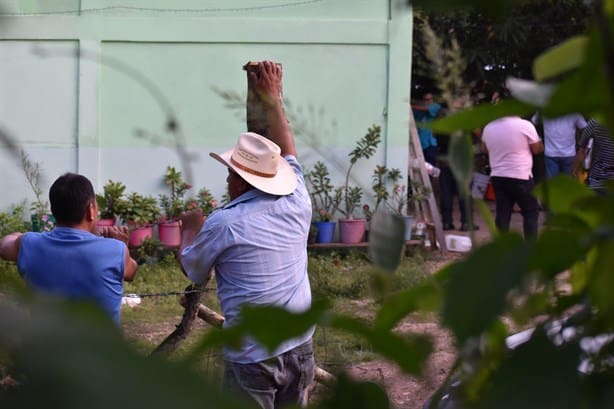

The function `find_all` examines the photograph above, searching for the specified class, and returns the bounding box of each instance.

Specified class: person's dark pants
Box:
[490,176,539,239]
[423,146,439,167]
[222,340,315,409]
[439,166,469,226]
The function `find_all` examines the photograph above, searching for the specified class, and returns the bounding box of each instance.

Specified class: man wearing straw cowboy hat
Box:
[179,61,314,409]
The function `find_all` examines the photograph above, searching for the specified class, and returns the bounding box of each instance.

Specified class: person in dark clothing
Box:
[437,132,478,231]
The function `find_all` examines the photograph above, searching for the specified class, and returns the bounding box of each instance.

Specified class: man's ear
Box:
[86,200,97,222]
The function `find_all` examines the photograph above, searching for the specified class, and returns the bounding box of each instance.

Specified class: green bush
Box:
[309,250,432,299]
[0,203,29,236]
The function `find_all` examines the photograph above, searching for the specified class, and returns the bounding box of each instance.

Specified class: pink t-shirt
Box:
[482,116,540,180]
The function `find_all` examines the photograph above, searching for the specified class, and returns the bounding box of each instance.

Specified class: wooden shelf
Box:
[307,240,424,250]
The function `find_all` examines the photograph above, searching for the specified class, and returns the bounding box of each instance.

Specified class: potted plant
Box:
[191,187,219,217]
[119,192,160,246]
[306,161,341,243]
[367,164,431,241]
[336,124,381,243]
[19,150,55,232]
[362,165,400,241]
[158,166,191,247]
[95,180,127,228]
[391,179,432,241]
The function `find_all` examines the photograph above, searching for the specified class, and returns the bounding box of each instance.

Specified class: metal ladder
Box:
[408,111,447,252]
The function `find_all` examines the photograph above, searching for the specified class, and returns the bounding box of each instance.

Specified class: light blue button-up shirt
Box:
[181,156,315,363]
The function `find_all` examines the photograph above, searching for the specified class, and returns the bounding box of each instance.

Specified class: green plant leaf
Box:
[330,315,432,375]
[374,283,442,331]
[192,300,329,355]
[442,234,530,343]
[476,199,498,238]
[506,78,556,108]
[0,298,248,409]
[533,175,595,221]
[528,230,587,279]
[368,210,405,272]
[480,328,582,409]
[588,240,614,324]
[541,29,614,123]
[448,132,474,197]
[533,35,588,82]
[318,374,391,409]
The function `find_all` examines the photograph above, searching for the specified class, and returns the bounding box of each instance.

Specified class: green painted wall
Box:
[0,0,412,213]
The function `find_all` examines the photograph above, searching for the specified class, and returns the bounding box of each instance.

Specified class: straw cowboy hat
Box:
[210,132,297,196]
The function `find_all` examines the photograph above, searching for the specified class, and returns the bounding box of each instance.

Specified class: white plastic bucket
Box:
[471,173,490,199]
[445,234,472,252]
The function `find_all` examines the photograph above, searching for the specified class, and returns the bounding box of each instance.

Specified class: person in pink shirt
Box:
[482,116,544,239]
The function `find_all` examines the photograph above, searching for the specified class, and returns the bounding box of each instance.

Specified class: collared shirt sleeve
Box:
[180,216,226,284]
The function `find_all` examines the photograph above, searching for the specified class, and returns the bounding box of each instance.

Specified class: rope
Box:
[123,287,215,299]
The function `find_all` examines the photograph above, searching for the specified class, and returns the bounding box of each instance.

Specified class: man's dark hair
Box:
[49,173,95,225]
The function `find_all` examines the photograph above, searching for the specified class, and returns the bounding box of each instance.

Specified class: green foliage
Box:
[119,193,160,227]
[128,237,170,265]
[306,161,341,222]
[0,203,28,236]
[0,298,251,409]
[337,125,382,219]
[158,166,192,220]
[95,180,127,220]
[412,1,592,91]
[193,188,219,217]
[413,2,614,408]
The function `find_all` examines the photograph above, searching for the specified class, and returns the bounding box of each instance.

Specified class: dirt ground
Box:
[337,200,547,409]
[123,201,545,409]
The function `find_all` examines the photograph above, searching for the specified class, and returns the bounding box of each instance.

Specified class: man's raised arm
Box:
[246,60,297,158]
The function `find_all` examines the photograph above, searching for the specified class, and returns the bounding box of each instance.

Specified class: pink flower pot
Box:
[338,218,366,244]
[129,225,154,247]
[96,217,115,228]
[158,220,181,247]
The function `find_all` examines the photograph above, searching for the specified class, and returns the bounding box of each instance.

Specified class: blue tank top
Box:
[17,227,126,324]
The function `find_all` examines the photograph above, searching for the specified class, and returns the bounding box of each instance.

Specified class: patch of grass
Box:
[309,249,433,299]
[0,261,26,296]
[1,246,438,379]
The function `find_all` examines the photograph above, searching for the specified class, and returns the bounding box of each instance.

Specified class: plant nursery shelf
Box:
[307,240,424,250]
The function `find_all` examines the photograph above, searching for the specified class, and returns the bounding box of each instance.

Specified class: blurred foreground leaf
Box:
[330,315,432,375]
[533,35,588,82]
[442,234,530,342]
[368,209,405,272]
[318,374,390,409]
[192,299,329,356]
[481,328,582,409]
[0,297,248,409]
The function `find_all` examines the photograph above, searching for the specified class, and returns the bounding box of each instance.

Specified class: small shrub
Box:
[0,203,29,236]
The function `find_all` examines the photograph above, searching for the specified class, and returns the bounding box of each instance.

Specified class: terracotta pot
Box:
[129,225,154,246]
[338,218,366,244]
[158,220,181,247]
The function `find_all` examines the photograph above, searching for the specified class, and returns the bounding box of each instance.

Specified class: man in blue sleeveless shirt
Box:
[180,61,315,409]
[0,173,138,324]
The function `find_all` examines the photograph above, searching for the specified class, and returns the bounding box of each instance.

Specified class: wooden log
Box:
[179,298,337,388]
[149,283,203,357]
